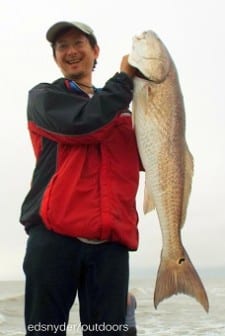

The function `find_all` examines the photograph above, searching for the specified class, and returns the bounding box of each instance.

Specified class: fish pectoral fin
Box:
[143,185,155,214]
[154,249,209,312]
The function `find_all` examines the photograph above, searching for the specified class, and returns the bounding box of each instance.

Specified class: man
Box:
[20,21,140,335]
[123,292,137,336]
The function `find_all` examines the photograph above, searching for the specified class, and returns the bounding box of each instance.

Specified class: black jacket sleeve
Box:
[27,72,133,142]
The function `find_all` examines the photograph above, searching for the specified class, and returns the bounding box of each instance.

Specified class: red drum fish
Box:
[128,30,209,312]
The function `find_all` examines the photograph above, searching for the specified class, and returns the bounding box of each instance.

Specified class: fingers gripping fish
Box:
[128,30,209,312]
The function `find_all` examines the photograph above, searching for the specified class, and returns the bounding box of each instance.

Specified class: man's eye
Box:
[56,43,68,50]
[55,39,86,51]
[74,40,85,47]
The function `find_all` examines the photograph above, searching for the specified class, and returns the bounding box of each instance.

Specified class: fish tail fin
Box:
[154,249,209,312]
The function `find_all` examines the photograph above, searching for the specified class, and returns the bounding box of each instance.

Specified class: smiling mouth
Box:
[67,59,81,65]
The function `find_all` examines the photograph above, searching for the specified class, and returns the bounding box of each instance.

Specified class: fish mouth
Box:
[134,31,147,40]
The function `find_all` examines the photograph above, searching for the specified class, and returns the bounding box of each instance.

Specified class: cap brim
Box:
[46,21,94,43]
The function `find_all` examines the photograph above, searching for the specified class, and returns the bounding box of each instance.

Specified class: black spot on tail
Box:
[178,258,185,264]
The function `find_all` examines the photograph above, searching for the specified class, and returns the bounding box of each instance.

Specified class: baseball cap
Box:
[46,21,96,43]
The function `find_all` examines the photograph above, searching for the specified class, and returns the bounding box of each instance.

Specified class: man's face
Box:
[54,28,99,80]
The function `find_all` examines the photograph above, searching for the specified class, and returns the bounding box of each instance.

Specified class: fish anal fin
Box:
[154,249,209,312]
[181,145,194,227]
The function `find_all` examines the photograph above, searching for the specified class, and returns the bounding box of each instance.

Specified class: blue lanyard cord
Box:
[65,79,101,94]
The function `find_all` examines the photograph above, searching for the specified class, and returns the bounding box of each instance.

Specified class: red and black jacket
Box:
[20,72,141,250]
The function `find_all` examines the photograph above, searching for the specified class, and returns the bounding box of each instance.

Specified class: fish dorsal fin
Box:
[181,144,194,227]
[143,182,155,214]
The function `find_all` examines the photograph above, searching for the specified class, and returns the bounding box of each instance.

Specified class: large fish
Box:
[128,30,209,312]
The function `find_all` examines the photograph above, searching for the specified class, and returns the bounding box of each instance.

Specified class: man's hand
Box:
[120,55,137,79]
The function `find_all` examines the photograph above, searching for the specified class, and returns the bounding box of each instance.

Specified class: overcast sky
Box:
[0,0,225,280]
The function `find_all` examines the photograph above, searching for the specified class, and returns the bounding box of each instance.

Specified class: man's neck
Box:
[75,81,94,95]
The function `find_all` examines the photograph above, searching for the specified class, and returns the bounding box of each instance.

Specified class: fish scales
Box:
[129,30,209,312]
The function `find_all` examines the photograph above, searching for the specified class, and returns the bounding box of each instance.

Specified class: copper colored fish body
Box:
[129,31,209,312]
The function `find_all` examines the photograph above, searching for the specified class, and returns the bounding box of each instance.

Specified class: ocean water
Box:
[0,269,224,335]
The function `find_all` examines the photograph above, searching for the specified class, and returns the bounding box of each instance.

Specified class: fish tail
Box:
[154,249,209,312]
